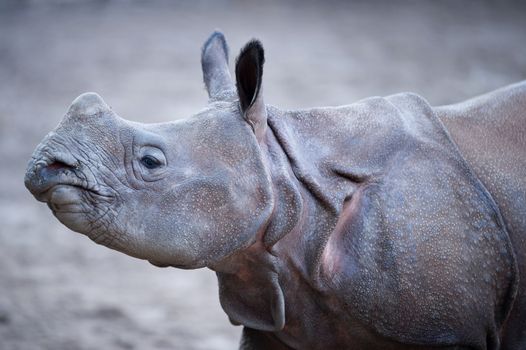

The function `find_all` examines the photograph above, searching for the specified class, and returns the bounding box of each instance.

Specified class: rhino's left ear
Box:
[235,39,267,141]
[201,31,236,102]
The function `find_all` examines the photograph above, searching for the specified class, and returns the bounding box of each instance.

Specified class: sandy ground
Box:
[0,1,525,349]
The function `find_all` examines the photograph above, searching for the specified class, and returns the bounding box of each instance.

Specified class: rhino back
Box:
[436,81,526,349]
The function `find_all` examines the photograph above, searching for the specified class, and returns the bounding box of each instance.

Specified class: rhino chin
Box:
[42,184,114,243]
[53,210,92,235]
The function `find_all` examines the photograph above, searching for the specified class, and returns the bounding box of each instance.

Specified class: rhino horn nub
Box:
[67,92,110,116]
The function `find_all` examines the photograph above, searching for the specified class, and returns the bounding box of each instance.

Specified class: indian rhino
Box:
[24,31,526,350]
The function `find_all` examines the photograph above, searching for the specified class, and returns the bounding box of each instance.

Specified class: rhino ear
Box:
[235,39,267,141]
[67,92,110,116]
[201,31,236,102]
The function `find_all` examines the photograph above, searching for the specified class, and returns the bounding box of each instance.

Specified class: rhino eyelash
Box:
[140,155,162,169]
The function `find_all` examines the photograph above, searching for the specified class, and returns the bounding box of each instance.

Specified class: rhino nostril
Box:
[47,160,75,171]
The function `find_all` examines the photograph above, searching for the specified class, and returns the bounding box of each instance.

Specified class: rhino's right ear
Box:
[235,39,267,142]
[201,31,236,102]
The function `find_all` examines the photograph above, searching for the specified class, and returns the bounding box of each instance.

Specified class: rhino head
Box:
[24,32,274,269]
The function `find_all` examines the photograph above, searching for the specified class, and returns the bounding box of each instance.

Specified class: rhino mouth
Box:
[45,184,95,212]
[25,158,112,207]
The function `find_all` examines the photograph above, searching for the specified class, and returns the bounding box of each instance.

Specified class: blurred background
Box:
[0,1,525,349]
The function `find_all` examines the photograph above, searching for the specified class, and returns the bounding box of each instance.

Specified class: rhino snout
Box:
[24,153,81,202]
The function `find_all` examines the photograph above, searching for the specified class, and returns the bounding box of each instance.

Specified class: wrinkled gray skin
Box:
[25,32,525,350]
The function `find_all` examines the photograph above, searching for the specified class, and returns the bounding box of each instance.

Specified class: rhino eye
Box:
[141,155,161,169]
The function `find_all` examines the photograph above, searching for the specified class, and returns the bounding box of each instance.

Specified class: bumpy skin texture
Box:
[24,32,525,350]
[436,85,526,350]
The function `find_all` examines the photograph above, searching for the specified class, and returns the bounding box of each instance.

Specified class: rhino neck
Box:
[209,110,337,332]
[209,104,378,335]
[264,105,374,282]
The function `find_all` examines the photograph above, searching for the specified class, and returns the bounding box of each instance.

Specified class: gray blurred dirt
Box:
[0,1,525,349]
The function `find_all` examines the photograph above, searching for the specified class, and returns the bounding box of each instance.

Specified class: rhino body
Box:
[24,32,526,349]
